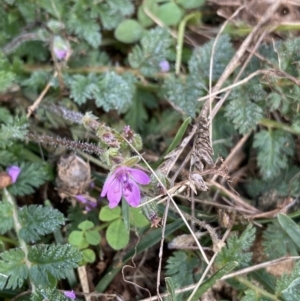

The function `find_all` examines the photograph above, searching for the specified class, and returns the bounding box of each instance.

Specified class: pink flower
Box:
[101,166,150,208]
[64,290,76,299]
[6,166,21,184]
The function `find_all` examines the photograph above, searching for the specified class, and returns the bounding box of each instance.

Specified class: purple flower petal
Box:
[6,166,21,184]
[54,49,67,60]
[127,168,150,185]
[159,60,170,72]
[75,195,88,204]
[64,290,76,300]
[107,178,122,208]
[123,179,141,207]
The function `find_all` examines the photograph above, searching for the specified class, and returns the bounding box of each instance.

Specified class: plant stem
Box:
[236,276,280,301]
[4,189,36,293]
[259,118,300,134]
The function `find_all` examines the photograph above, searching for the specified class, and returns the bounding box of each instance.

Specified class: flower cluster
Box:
[101,166,150,208]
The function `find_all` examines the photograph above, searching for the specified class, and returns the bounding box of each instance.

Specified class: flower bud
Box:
[52,36,71,61]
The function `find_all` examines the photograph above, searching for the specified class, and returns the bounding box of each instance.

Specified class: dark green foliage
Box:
[0,115,28,148]
[253,130,294,180]
[241,289,269,301]
[162,75,205,117]
[28,244,82,286]
[18,205,65,242]
[0,248,28,290]
[32,287,70,301]
[128,27,172,76]
[0,150,18,166]
[165,251,200,301]
[68,72,135,113]
[276,261,300,298]
[188,35,235,81]
[263,220,298,259]
[216,224,256,268]
[8,162,51,196]
[0,200,13,234]
[0,52,16,92]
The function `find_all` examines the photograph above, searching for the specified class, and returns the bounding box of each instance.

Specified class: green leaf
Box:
[122,198,130,232]
[253,130,294,180]
[189,35,234,81]
[161,75,205,117]
[176,0,205,9]
[96,218,184,292]
[32,287,70,301]
[276,261,300,296]
[0,200,13,234]
[157,3,183,26]
[278,214,300,248]
[99,205,121,221]
[263,220,298,260]
[189,262,238,301]
[129,207,149,228]
[85,230,101,245]
[18,205,65,242]
[114,19,144,43]
[216,224,256,268]
[165,277,177,301]
[68,230,88,249]
[93,72,135,113]
[225,97,263,135]
[82,248,96,264]
[137,0,157,28]
[241,289,270,301]
[106,219,129,250]
[8,162,51,196]
[78,220,94,231]
[0,52,16,93]
[128,27,172,76]
[28,244,82,286]
[0,248,28,290]
[164,117,191,155]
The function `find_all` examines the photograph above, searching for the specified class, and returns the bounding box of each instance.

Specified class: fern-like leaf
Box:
[276,261,300,298]
[253,130,294,180]
[0,199,13,234]
[19,205,65,242]
[188,34,235,81]
[162,75,205,117]
[8,162,51,196]
[28,244,82,286]
[32,287,70,301]
[0,248,29,290]
[128,27,172,76]
[216,224,256,268]
[94,72,135,113]
[263,220,298,260]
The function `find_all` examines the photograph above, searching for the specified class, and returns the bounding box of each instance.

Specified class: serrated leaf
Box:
[189,261,238,301]
[106,219,129,250]
[281,277,300,301]
[128,27,172,76]
[85,230,101,245]
[69,74,95,105]
[0,200,13,234]
[32,287,70,301]
[99,205,121,221]
[68,231,88,249]
[253,130,294,180]
[18,205,65,242]
[114,19,144,43]
[276,261,300,295]
[241,289,270,301]
[93,72,134,113]
[8,162,51,196]
[216,224,256,268]
[28,244,82,286]
[0,248,28,290]
[162,75,205,117]
[278,214,300,249]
